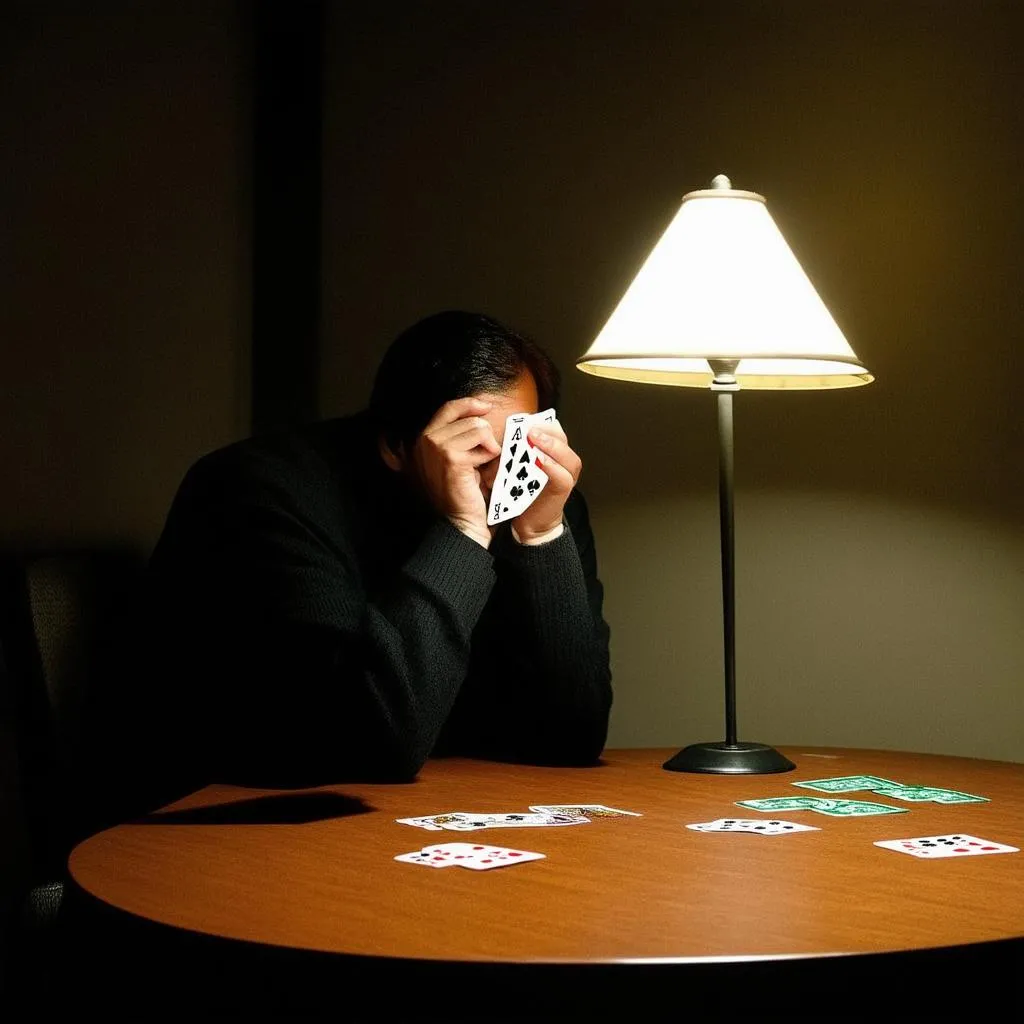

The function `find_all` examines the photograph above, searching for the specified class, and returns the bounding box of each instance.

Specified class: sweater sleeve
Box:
[143,446,499,786]
[433,488,613,766]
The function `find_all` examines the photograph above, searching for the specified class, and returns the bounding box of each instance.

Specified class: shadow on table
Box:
[131,791,373,826]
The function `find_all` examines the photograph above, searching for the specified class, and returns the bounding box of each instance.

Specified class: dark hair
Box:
[369,310,560,453]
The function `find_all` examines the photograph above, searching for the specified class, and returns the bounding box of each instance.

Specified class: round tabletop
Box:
[68,746,1024,968]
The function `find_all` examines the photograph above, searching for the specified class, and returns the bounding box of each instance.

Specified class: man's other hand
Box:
[513,420,581,543]
[411,397,499,548]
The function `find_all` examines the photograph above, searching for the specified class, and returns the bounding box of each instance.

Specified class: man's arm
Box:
[144,443,498,786]
[434,488,613,766]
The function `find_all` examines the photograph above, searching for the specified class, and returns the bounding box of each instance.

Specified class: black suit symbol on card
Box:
[490,408,555,524]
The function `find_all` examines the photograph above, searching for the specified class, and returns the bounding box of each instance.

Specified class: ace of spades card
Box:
[488,408,556,526]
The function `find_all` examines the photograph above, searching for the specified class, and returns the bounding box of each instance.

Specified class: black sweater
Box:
[138,412,612,791]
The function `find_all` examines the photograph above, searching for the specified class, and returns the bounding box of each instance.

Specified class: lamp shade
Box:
[577,176,873,389]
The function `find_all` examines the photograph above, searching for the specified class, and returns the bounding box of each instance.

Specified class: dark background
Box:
[3,1,1022,759]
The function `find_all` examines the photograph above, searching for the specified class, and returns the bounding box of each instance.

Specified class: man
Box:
[137,311,612,794]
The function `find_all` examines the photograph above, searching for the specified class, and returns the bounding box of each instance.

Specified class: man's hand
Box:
[513,419,582,543]
[409,397,500,548]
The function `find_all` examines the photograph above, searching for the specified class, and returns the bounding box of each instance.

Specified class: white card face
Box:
[395,842,546,871]
[686,818,820,835]
[431,844,546,870]
[482,812,583,828]
[395,816,445,831]
[416,842,490,866]
[529,804,642,818]
[488,408,555,525]
[873,833,1020,859]
[393,849,452,867]
[395,813,472,830]
[437,812,582,831]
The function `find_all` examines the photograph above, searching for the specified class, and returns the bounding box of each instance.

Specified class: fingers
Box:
[513,421,580,541]
[423,396,494,433]
[425,414,500,464]
[527,422,582,487]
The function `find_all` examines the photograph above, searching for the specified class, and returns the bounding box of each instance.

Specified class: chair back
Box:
[0,548,146,899]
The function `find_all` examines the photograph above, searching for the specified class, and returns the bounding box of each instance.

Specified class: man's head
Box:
[369,310,560,458]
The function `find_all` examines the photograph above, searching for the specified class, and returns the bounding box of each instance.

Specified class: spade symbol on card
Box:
[489,408,556,525]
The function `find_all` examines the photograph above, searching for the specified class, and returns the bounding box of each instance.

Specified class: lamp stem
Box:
[717,388,737,746]
[660,359,794,774]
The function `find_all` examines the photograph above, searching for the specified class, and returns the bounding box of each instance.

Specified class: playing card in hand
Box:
[488,408,556,526]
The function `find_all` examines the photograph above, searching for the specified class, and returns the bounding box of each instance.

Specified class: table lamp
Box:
[577,174,873,774]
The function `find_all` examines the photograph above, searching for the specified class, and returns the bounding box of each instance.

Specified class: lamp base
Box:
[663,741,795,775]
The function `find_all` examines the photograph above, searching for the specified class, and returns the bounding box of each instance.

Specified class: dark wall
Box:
[1,2,1020,759]
[320,1,1024,759]
[1,0,250,550]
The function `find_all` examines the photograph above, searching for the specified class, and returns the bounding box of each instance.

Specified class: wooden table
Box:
[65,747,1024,1014]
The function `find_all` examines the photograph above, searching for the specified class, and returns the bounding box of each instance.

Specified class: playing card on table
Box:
[865,785,989,804]
[792,775,903,793]
[422,842,546,870]
[488,408,556,526]
[809,799,909,817]
[791,776,989,804]
[442,812,584,831]
[413,842,484,865]
[394,849,451,867]
[394,842,546,870]
[737,797,907,817]
[874,834,1019,859]
[395,813,469,831]
[395,816,445,831]
[687,818,820,835]
[397,811,581,831]
[529,804,641,819]
[735,796,834,812]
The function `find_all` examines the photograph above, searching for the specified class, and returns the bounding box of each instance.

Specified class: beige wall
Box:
[0,1,250,552]
[322,2,1023,761]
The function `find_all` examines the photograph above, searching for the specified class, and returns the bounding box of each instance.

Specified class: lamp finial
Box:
[711,173,731,190]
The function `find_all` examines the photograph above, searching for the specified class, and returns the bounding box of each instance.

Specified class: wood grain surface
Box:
[67,747,1024,964]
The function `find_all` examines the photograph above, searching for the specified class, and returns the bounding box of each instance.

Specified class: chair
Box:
[0,547,146,997]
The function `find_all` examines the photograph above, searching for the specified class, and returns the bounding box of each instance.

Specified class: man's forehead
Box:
[475,370,538,410]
